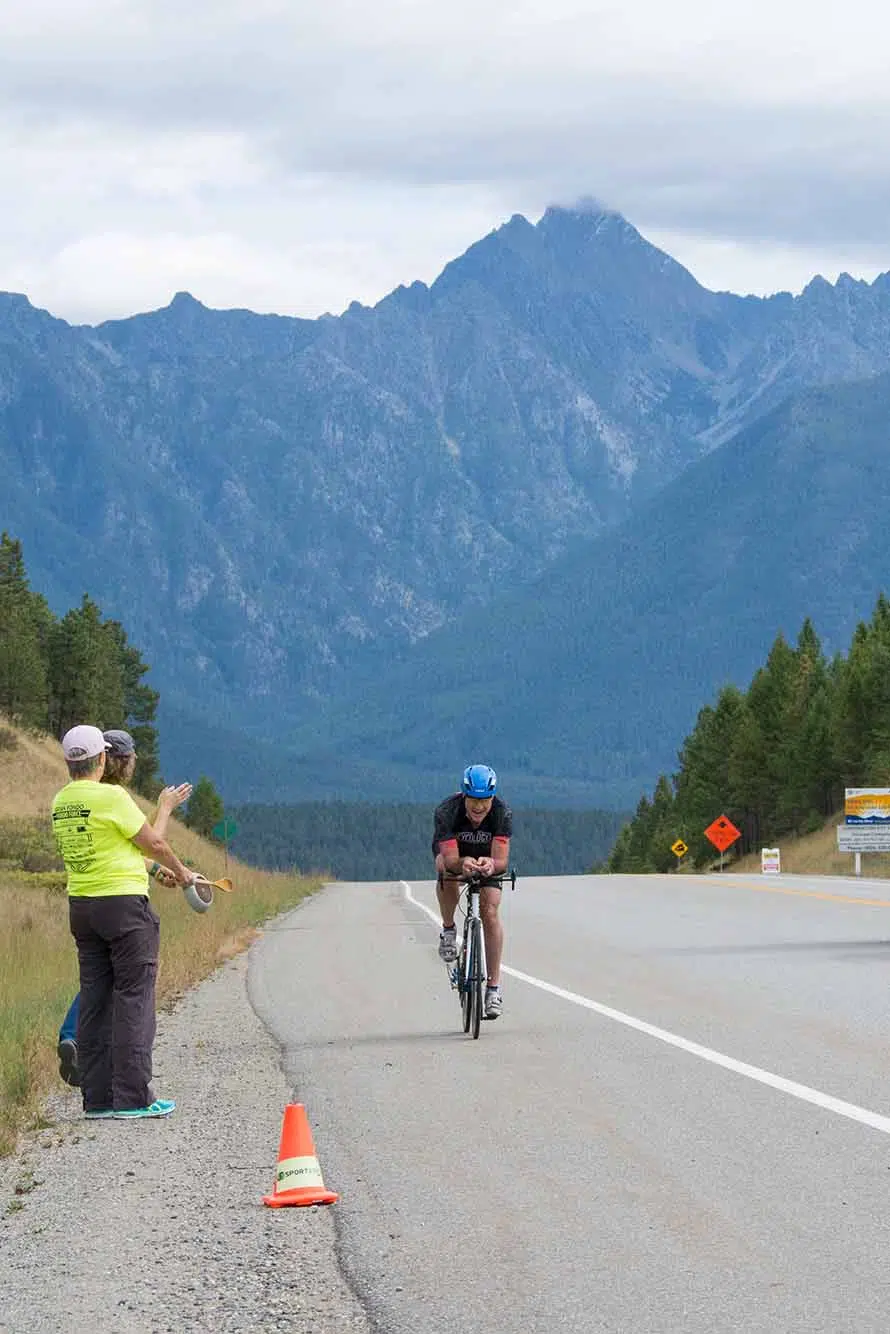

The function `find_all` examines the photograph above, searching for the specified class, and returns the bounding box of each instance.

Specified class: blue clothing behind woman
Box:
[59,995,79,1043]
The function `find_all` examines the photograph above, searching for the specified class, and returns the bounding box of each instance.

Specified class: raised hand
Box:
[157,782,193,814]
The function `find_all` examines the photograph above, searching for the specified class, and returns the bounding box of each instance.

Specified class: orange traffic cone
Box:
[263,1103,339,1208]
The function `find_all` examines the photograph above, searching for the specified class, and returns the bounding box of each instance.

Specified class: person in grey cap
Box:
[56,729,193,1088]
[52,724,198,1120]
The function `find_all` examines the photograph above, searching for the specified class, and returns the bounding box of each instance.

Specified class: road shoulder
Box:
[0,946,372,1334]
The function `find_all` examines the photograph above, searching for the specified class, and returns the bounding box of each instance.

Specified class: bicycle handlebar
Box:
[460,867,516,891]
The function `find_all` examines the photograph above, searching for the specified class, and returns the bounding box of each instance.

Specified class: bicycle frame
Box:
[455,882,484,1038]
[448,869,515,1039]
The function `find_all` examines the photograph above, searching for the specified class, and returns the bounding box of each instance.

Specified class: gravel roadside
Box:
[0,944,374,1334]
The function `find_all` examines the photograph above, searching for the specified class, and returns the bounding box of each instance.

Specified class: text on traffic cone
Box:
[262,1103,339,1208]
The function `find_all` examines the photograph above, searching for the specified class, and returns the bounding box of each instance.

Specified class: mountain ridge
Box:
[232,369,890,808]
[3,203,890,803]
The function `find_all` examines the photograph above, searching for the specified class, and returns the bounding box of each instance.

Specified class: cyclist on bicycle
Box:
[432,764,512,1019]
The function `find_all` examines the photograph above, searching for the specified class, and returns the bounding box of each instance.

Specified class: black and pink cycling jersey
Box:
[432,793,512,860]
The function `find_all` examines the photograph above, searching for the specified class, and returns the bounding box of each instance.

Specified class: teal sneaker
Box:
[113,1099,176,1120]
[84,1108,115,1120]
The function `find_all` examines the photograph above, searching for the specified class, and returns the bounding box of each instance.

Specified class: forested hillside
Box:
[228,802,627,880]
[1,530,621,874]
[607,600,890,871]
[0,532,160,792]
[270,372,890,810]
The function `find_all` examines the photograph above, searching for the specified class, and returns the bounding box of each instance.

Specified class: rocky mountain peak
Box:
[5,207,890,806]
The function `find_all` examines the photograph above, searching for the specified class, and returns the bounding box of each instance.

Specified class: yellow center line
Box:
[699,878,890,908]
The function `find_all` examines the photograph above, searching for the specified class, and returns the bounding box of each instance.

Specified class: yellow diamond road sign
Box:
[671,839,688,858]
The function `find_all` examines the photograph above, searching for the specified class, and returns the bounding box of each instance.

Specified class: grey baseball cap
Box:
[103,729,136,757]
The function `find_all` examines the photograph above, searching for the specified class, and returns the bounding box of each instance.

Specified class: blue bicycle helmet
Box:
[462,764,498,798]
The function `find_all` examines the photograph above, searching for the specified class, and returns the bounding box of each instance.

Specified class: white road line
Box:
[401,880,890,1137]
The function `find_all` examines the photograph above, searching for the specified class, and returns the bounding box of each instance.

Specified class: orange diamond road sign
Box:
[704,815,742,853]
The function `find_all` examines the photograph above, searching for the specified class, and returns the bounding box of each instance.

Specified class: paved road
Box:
[249,873,890,1333]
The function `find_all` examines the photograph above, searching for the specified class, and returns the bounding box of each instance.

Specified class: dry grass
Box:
[732,817,890,879]
[0,720,70,818]
[0,717,324,1155]
[0,874,76,1154]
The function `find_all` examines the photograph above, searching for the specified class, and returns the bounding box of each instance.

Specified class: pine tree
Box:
[674,686,745,863]
[858,597,890,780]
[832,623,872,786]
[773,621,836,832]
[102,619,161,794]
[46,596,125,736]
[0,533,50,727]
[831,599,890,787]
[606,822,634,872]
[183,776,225,838]
[648,773,679,872]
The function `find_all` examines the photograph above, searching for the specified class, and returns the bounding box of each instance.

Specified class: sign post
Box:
[212,818,239,870]
[671,838,688,870]
[704,815,742,871]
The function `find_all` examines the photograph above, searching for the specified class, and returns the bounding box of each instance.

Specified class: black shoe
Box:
[57,1038,80,1087]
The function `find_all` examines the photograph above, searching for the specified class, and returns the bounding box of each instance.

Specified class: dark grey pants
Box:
[68,894,160,1112]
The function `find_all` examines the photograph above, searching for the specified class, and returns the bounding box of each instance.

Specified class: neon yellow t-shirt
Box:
[51,780,149,898]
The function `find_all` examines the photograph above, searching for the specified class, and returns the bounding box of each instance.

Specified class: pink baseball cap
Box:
[61,725,109,761]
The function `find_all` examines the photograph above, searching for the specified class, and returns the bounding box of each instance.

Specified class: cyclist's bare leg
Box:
[480,885,503,985]
[435,854,461,928]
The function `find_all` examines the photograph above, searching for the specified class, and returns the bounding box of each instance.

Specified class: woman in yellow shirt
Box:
[56,728,192,1089]
[52,725,199,1120]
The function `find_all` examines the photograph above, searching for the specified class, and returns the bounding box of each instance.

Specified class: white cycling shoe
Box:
[484,987,502,1019]
[438,927,458,962]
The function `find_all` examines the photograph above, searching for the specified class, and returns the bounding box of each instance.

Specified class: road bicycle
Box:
[444,867,516,1039]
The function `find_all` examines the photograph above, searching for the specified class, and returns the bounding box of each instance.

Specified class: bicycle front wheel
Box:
[469,919,483,1040]
[460,931,472,1033]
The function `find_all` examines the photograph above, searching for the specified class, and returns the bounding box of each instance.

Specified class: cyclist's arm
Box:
[440,837,472,880]
[490,837,510,875]
[475,838,510,878]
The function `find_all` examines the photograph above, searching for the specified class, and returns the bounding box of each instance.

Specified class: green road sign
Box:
[212,819,239,840]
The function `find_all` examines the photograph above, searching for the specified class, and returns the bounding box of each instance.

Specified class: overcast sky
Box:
[2,0,890,324]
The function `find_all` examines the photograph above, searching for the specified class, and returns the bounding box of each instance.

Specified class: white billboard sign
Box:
[836,825,890,852]
[761,848,781,874]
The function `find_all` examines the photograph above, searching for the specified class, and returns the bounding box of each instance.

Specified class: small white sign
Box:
[761,848,781,874]
[837,825,890,852]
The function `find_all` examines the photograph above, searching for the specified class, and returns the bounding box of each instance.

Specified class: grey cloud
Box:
[265,89,890,252]
[4,20,890,257]
[2,0,890,312]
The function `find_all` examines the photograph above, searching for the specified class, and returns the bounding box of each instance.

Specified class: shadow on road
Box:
[286,1028,473,1053]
